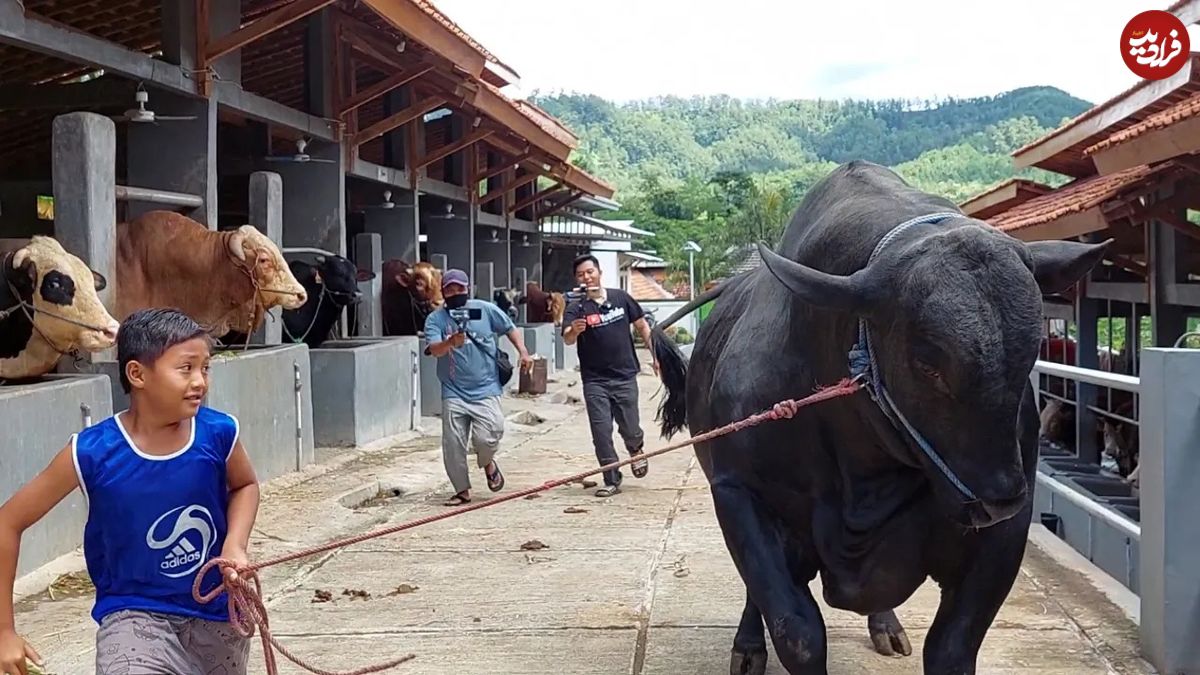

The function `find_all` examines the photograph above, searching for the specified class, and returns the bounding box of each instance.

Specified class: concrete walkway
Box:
[13,367,1152,674]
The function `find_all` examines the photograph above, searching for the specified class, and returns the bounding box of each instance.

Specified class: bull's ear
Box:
[356,269,376,282]
[758,242,875,313]
[92,270,107,291]
[1026,239,1112,295]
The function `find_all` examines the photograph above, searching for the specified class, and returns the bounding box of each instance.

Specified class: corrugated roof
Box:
[987,164,1157,232]
[629,270,676,301]
[409,0,520,80]
[1085,92,1200,155]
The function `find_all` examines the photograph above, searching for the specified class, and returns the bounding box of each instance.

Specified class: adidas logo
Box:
[146,504,216,579]
[160,537,203,571]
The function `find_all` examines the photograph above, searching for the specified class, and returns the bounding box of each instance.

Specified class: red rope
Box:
[192,377,864,674]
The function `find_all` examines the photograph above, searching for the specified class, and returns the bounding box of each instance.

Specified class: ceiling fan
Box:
[111,84,197,124]
[264,138,336,164]
[428,202,460,220]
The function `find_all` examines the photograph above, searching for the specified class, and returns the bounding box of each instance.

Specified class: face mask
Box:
[444,294,468,310]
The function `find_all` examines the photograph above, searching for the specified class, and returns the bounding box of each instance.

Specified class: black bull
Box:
[648,162,1108,675]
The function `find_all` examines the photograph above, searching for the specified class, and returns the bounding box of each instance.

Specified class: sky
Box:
[433,0,1200,106]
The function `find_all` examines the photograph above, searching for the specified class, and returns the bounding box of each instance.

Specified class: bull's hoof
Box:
[868,611,912,657]
[729,647,767,675]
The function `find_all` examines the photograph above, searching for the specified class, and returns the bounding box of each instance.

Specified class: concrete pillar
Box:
[51,112,116,362]
[1074,294,1100,464]
[248,171,283,345]
[474,262,495,301]
[354,233,383,337]
[475,228,509,288]
[424,205,470,273]
[305,10,336,118]
[124,91,217,227]
[512,267,528,324]
[273,138,346,257]
[363,191,419,261]
[1150,216,1189,346]
[1139,348,1200,674]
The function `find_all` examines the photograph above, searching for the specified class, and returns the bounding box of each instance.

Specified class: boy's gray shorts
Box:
[95,609,250,674]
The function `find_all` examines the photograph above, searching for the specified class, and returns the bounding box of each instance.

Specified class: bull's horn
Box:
[315,254,326,265]
[758,242,875,312]
[227,230,247,261]
[10,247,29,270]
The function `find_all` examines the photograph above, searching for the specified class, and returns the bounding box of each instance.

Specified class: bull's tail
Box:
[651,280,733,439]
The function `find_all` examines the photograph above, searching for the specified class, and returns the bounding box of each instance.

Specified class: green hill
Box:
[530,87,1092,282]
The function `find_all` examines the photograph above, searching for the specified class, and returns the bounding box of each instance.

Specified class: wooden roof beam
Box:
[352,94,446,147]
[510,181,563,214]
[363,0,487,78]
[478,170,543,206]
[338,65,433,118]
[206,0,337,62]
[411,128,494,172]
[480,151,533,182]
[539,191,585,220]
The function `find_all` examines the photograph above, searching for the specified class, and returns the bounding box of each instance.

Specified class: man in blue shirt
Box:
[425,269,533,506]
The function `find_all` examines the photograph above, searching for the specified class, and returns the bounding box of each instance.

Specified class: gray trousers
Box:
[582,378,645,486]
[442,396,506,494]
[95,609,249,674]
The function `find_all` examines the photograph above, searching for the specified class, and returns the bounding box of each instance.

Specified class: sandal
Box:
[444,491,471,506]
[595,484,621,498]
[485,461,505,492]
[630,446,649,479]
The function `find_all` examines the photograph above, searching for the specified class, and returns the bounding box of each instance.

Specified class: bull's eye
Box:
[915,361,949,393]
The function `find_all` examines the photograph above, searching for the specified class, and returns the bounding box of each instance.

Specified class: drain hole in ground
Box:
[346,485,406,509]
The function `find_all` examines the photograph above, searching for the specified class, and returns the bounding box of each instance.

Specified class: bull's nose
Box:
[978,487,1028,525]
[295,290,308,304]
[102,321,119,342]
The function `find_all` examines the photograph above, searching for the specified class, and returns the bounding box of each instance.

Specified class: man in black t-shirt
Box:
[563,254,660,497]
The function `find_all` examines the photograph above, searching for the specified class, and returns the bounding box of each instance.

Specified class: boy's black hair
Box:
[117,308,211,393]
[572,253,601,273]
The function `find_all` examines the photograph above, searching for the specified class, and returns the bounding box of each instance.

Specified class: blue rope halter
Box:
[846,212,979,503]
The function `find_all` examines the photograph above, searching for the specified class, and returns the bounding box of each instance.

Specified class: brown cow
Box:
[115,211,306,338]
[1,236,119,379]
[381,259,443,336]
[521,281,565,325]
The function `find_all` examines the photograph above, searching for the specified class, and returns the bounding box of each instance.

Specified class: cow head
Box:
[312,254,374,307]
[3,236,119,353]
[548,292,566,326]
[759,225,1110,527]
[493,288,519,320]
[227,225,307,310]
[396,261,443,308]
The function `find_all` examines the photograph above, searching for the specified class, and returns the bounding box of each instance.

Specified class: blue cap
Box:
[442,268,469,288]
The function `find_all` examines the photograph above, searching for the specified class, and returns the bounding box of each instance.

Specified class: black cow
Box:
[648,161,1108,674]
[282,255,374,348]
[493,288,519,321]
[223,255,374,349]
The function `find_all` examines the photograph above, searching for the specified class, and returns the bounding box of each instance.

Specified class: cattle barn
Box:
[0,0,614,575]
[960,5,1200,670]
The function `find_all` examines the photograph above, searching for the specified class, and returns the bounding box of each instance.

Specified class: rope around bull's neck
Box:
[191,376,865,675]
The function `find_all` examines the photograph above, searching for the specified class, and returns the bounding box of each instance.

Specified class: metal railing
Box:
[114,184,204,208]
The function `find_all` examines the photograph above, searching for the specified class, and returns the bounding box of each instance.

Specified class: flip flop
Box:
[485,461,505,492]
[595,484,621,498]
[444,492,471,506]
[630,447,649,479]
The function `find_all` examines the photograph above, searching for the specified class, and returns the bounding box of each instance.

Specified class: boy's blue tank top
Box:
[72,406,239,624]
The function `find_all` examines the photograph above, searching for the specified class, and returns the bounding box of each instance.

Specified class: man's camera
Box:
[449,307,483,323]
[566,284,598,304]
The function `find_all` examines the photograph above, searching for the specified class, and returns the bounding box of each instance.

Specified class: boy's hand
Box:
[0,628,42,675]
[219,544,250,583]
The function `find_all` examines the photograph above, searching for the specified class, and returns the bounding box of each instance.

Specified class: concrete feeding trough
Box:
[0,374,112,575]
[205,344,314,481]
[554,333,578,372]
[520,323,557,374]
[309,337,420,447]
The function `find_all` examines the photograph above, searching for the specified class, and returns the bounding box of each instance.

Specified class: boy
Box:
[0,307,260,675]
